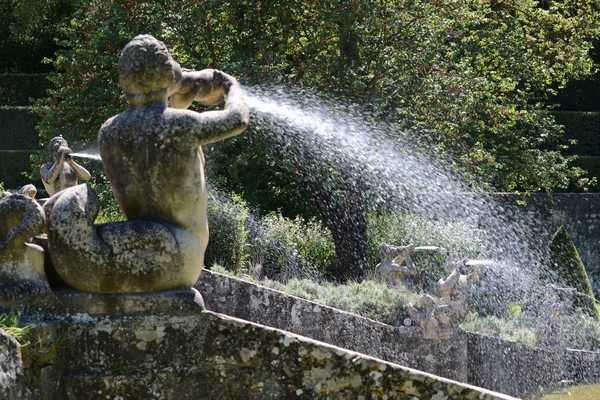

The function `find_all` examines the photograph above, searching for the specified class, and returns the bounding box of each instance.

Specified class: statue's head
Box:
[49,136,68,154]
[118,35,182,105]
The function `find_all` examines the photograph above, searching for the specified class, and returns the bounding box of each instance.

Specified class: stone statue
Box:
[405,256,480,338]
[374,243,417,285]
[375,243,446,286]
[18,184,37,199]
[0,194,51,300]
[40,136,91,196]
[43,35,249,292]
[435,256,480,328]
[535,283,576,348]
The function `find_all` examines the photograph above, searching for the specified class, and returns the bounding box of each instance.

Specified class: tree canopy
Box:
[33,0,600,280]
[36,0,600,192]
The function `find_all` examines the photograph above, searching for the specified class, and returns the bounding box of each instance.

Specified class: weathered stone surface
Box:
[196,270,469,382]
[57,310,515,400]
[197,269,600,398]
[0,194,57,314]
[54,287,205,316]
[0,329,31,400]
[44,184,204,293]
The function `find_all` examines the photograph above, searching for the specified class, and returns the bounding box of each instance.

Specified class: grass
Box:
[531,383,600,400]
[0,315,69,368]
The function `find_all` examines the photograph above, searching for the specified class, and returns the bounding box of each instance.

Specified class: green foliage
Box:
[0,315,69,367]
[0,74,51,106]
[0,150,37,190]
[89,179,125,223]
[0,0,78,73]
[571,156,600,186]
[552,111,600,156]
[543,225,598,318]
[0,315,33,342]
[37,0,600,197]
[0,107,40,149]
[205,190,249,274]
[247,213,337,281]
[461,312,536,346]
[278,278,418,326]
[559,310,600,350]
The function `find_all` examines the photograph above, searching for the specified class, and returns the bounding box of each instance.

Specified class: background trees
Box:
[34,0,600,280]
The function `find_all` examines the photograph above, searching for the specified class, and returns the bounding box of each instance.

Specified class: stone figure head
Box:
[48,136,68,154]
[118,35,182,105]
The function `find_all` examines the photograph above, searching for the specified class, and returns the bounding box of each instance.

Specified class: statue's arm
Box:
[41,159,63,185]
[189,73,249,145]
[66,159,91,181]
[438,268,460,290]
[170,69,232,109]
[466,265,481,284]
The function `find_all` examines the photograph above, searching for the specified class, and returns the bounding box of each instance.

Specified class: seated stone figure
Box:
[374,243,417,286]
[40,136,91,196]
[44,35,249,293]
[405,257,480,338]
[0,193,49,299]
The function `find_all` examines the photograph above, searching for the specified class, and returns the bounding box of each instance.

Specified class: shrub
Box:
[461,312,536,346]
[559,311,600,351]
[88,178,125,224]
[205,190,249,275]
[246,213,336,282]
[542,225,598,319]
[275,278,419,326]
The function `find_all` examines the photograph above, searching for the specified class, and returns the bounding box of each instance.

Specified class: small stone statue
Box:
[405,294,439,336]
[435,257,480,328]
[40,136,91,196]
[43,35,249,293]
[374,243,417,285]
[535,284,575,348]
[18,184,37,199]
[405,256,480,338]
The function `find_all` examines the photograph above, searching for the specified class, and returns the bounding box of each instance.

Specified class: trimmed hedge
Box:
[543,225,598,319]
[552,111,600,156]
[0,107,40,149]
[572,156,600,182]
[0,150,36,189]
[0,74,50,106]
[550,80,600,112]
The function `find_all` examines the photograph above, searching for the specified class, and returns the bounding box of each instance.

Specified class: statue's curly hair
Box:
[118,35,177,97]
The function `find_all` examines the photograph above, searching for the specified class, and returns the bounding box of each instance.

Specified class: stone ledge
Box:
[53,287,205,317]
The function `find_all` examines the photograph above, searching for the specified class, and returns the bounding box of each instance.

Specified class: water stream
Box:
[69,152,102,161]
[244,85,548,299]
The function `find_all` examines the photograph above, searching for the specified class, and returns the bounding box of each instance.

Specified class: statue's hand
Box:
[193,69,230,106]
[58,146,73,161]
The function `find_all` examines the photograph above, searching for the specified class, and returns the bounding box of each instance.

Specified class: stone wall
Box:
[491,193,600,297]
[196,270,468,382]
[196,270,600,398]
[0,289,515,400]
